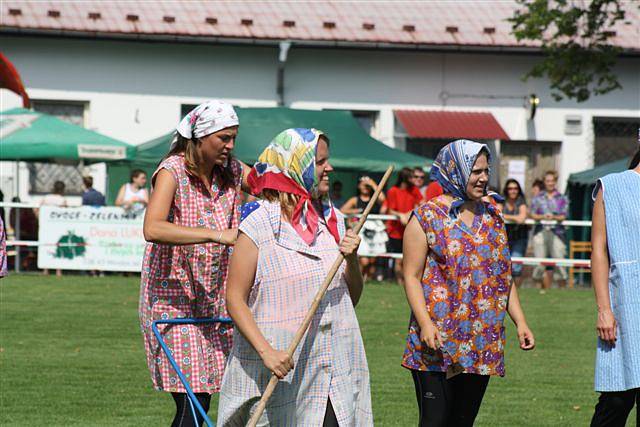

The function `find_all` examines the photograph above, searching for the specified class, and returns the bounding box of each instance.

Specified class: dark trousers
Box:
[323,398,339,427]
[411,370,490,427]
[591,388,639,427]
[171,392,211,427]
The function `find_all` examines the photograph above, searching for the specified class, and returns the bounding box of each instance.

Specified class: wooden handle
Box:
[247,166,394,426]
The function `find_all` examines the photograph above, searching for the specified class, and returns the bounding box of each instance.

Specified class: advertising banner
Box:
[37,206,145,272]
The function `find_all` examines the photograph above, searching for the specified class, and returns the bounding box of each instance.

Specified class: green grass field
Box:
[0,274,623,426]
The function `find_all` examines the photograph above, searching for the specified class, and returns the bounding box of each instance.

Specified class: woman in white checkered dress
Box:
[218,129,373,426]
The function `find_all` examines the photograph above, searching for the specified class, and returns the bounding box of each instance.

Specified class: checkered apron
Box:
[217,201,372,426]
[139,155,241,393]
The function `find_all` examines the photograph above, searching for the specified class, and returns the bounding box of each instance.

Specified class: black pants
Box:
[171,392,211,427]
[411,370,490,427]
[323,398,339,427]
[590,388,639,427]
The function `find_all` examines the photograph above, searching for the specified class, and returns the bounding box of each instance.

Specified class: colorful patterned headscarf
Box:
[429,139,503,218]
[170,100,239,150]
[247,128,340,245]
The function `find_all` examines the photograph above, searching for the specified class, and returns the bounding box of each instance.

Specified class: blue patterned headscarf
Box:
[429,139,503,218]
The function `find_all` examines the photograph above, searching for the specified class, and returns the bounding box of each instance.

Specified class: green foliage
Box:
[510,0,629,102]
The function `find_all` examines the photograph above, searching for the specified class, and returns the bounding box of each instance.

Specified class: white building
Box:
[1,1,639,202]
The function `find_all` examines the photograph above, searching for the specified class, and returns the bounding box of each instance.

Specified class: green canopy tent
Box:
[108,107,431,202]
[1,107,136,201]
[566,158,629,241]
[0,108,136,162]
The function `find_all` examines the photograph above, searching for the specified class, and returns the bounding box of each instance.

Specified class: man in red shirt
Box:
[424,180,444,201]
[382,167,423,285]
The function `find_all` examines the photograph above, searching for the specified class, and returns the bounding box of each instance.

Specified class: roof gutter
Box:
[4,27,638,56]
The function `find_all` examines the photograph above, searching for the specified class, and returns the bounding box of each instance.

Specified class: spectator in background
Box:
[501,179,529,287]
[40,181,67,209]
[531,178,544,198]
[115,169,148,213]
[341,176,387,281]
[9,197,38,271]
[383,167,423,285]
[412,167,427,198]
[330,180,345,208]
[81,176,105,206]
[425,179,444,201]
[530,170,569,289]
[39,181,67,277]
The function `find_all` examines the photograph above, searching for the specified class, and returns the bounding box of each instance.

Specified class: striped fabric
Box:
[139,154,242,393]
[217,200,372,426]
[593,170,640,392]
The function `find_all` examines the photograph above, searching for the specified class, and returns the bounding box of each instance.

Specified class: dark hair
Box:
[82,176,93,188]
[332,180,343,190]
[532,179,544,190]
[396,167,414,186]
[130,169,146,183]
[629,147,640,169]
[356,177,374,196]
[502,178,526,203]
[53,181,65,195]
[163,133,236,190]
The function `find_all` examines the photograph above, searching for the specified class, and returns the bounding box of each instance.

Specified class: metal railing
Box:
[1,203,593,273]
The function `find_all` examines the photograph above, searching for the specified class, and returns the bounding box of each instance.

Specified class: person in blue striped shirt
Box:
[590,147,640,427]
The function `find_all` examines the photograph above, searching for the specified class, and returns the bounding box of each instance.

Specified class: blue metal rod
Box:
[152,317,233,427]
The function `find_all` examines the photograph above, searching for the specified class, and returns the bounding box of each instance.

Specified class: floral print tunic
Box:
[139,154,242,393]
[402,196,511,376]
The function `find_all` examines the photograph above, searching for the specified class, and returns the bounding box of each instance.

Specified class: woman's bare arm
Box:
[506,283,535,350]
[226,233,293,378]
[503,204,528,223]
[340,197,360,214]
[592,188,616,344]
[239,161,252,194]
[142,170,236,245]
[402,216,441,349]
[114,185,127,207]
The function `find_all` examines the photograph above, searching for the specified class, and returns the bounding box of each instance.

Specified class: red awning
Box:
[395,110,509,140]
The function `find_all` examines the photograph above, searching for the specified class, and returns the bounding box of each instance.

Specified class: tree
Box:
[509,0,631,102]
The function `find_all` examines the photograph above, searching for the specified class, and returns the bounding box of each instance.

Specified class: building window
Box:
[593,117,640,166]
[351,110,378,135]
[406,138,450,160]
[29,100,88,196]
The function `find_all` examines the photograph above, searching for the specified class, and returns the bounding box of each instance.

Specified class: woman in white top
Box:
[39,180,67,276]
[115,169,149,212]
[40,181,67,208]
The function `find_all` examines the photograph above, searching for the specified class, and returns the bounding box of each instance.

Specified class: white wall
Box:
[1,35,639,201]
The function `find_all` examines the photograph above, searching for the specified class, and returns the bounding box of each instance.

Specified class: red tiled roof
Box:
[395,110,510,140]
[1,1,638,51]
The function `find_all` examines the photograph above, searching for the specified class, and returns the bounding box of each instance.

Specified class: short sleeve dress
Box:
[593,170,640,392]
[401,196,512,376]
[217,200,373,426]
[139,154,242,393]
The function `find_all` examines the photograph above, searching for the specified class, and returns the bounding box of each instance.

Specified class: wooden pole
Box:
[247,165,394,426]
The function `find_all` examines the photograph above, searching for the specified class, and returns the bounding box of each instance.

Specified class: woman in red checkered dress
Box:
[139,101,251,426]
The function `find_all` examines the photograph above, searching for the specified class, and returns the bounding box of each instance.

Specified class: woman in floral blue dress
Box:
[402,140,536,426]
